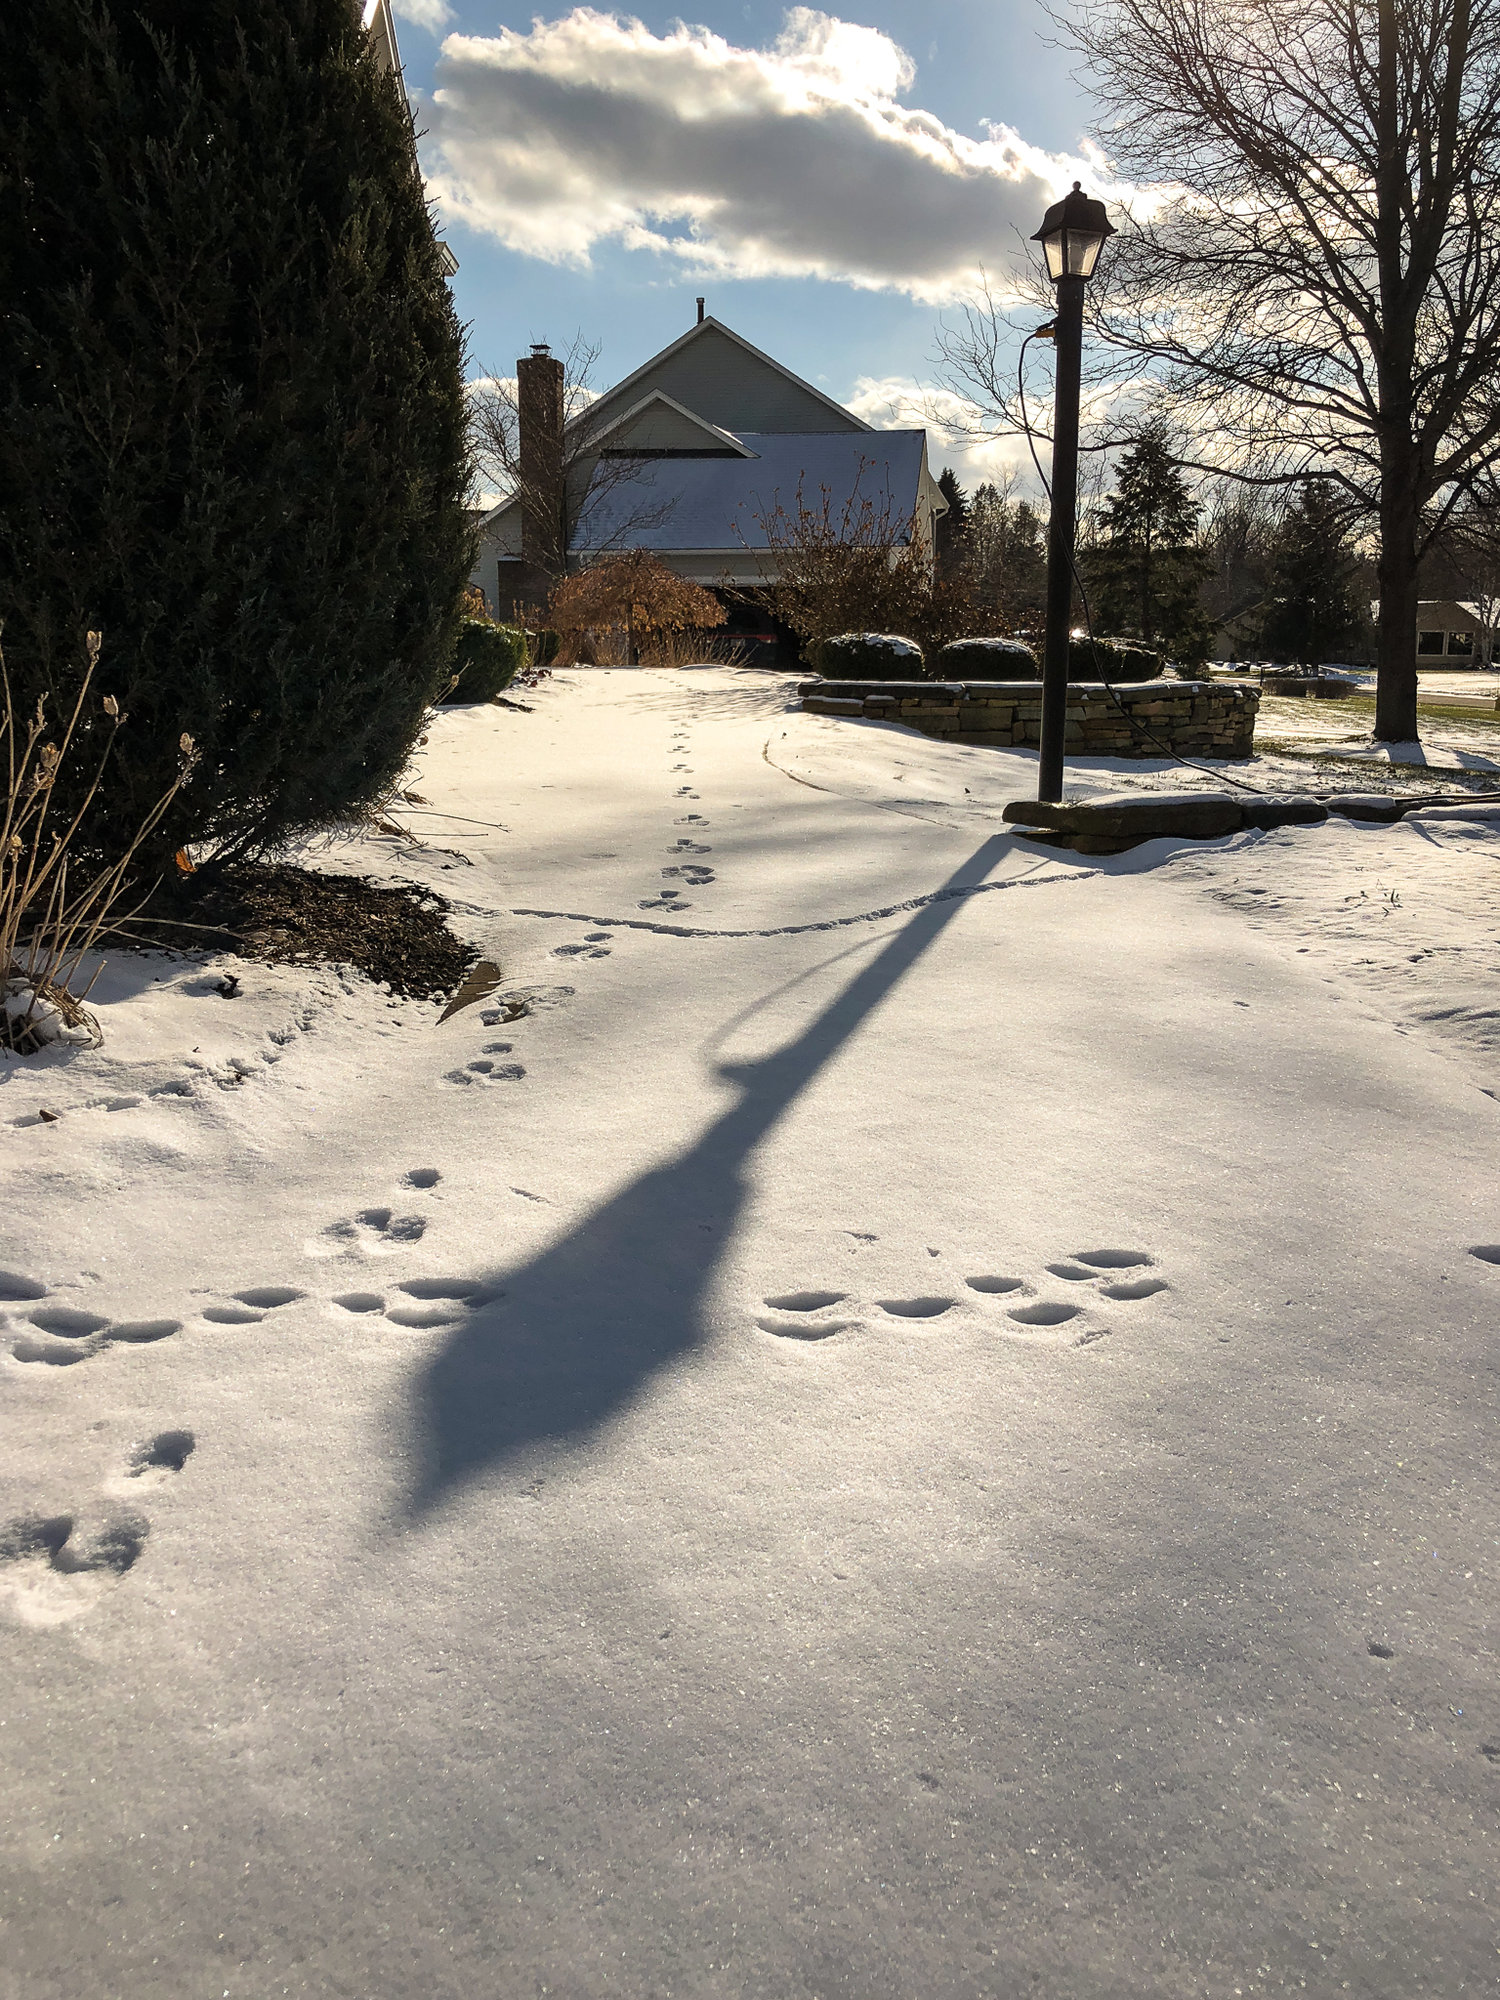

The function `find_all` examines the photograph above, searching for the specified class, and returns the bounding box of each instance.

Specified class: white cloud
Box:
[847,374,1048,490]
[424,8,1125,302]
[392,0,453,33]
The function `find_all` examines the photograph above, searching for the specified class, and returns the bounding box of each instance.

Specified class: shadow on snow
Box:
[401,835,1010,1519]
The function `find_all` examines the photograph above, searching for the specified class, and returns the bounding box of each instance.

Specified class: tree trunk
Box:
[1371,0,1420,742]
[1374,449,1420,738]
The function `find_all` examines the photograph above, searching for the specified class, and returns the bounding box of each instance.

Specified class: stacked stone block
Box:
[798,678,1259,760]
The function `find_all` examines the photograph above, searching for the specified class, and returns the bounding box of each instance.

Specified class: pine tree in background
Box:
[1089,421,1213,664]
[935,468,971,579]
[1259,479,1368,669]
[968,484,1048,633]
[0,0,473,865]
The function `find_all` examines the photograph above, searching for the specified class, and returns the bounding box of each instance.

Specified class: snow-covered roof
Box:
[574,431,929,553]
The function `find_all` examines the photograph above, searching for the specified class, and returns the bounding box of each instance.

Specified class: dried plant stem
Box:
[2,634,197,1054]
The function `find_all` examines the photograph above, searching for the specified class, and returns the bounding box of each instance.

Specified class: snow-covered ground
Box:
[3,669,1497,1999]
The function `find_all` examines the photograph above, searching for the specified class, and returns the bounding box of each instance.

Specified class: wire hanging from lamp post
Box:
[1032,183,1115,804]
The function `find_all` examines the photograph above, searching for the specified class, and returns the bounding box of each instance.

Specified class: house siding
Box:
[606,327,865,436]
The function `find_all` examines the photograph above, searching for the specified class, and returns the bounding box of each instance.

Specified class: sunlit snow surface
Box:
[2,668,1497,1997]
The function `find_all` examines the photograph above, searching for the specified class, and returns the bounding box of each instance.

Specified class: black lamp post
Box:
[1032,183,1115,803]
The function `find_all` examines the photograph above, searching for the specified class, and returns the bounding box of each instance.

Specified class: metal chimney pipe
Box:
[696,298,705,324]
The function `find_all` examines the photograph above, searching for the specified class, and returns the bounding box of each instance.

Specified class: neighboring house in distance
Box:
[1414,599,1497,666]
[470,308,946,644]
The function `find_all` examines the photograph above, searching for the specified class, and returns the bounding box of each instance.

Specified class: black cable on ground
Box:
[1015,330,1269,796]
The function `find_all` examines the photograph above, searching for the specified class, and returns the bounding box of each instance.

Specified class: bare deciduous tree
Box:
[1060,0,1500,738]
[747,471,975,663]
[468,334,673,589]
[939,0,1500,737]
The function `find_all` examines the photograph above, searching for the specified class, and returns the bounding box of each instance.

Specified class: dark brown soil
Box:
[120,864,476,999]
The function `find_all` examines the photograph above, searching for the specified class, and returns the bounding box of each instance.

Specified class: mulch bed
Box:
[121,864,476,1000]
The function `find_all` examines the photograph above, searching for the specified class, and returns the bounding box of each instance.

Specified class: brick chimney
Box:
[517,341,565,581]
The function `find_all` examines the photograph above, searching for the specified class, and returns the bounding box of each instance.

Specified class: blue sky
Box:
[389,2,1109,482]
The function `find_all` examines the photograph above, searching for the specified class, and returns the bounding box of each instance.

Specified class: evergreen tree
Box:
[935,468,971,578]
[1090,421,1213,663]
[1259,479,1368,667]
[968,484,1048,632]
[0,0,473,864]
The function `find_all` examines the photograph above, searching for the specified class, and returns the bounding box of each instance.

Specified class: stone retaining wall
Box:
[798,678,1259,760]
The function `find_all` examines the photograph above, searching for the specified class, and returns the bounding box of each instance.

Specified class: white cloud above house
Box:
[392,0,454,33]
[422,7,1122,302]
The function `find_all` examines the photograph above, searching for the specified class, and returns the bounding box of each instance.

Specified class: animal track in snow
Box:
[30,1305,110,1339]
[404,1167,442,1190]
[8,1296,184,1366]
[385,1277,487,1326]
[669,840,711,854]
[756,1313,856,1341]
[1007,1300,1083,1327]
[479,985,574,1027]
[443,1058,527,1085]
[237,1286,303,1309]
[386,1302,469,1328]
[748,1247,1170,1357]
[0,1272,47,1303]
[1470,1244,1500,1264]
[0,1512,148,1626]
[663,866,715,885]
[333,1278,490,1330]
[312,1207,428,1257]
[102,1319,181,1345]
[125,1430,195,1484]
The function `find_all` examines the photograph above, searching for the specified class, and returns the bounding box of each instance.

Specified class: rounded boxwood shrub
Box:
[809,632,926,680]
[446,621,526,702]
[1066,636,1163,682]
[935,636,1038,678]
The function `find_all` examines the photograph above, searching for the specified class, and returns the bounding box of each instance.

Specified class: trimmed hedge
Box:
[935,635,1038,677]
[810,632,926,680]
[446,621,526,702]
[1067,636,1162,682]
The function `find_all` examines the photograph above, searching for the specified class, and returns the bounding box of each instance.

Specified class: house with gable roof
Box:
[471,305,946,649]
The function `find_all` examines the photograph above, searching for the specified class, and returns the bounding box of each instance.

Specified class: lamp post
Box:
[1032,183,1115,803]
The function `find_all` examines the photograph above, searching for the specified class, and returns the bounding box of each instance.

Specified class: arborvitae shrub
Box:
[808,633,927,680]
[935,636,1038,677]
[446,623,526,702]
[0,0,473,864]
[1067,637,1163,682]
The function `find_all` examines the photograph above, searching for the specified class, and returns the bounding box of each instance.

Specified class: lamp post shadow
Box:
[400,835,1010,1522]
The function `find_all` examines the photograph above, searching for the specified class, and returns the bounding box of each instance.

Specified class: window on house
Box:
[1417,630,1446,654]
[1447,631,1474,655]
